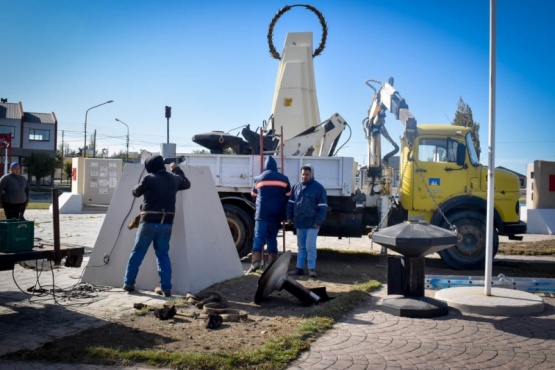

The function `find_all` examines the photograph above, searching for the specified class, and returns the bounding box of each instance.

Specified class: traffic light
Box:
[165,106,171,118]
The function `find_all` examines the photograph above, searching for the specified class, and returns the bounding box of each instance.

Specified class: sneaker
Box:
[288,268,304,276]
[123,284,135,292]
[309,269,317,278]
[245,262,260,274]
[155,287,172,297]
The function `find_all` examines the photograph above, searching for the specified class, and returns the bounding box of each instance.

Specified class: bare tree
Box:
[452,97,481,160]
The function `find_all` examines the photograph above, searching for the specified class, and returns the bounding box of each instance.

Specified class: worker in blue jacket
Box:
[248,156,291,273]
[286,164,327,278]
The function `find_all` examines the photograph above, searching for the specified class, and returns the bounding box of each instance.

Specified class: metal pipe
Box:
[52,188,61,265]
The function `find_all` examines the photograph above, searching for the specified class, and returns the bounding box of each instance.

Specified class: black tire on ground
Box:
[223,204,254,258]
[438,210,499,270]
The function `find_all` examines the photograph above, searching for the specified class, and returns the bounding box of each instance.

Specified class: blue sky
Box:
[2,0,554,174]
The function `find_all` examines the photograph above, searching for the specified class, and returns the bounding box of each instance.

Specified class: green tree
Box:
[110,149,127,160]
[55,143,65,175]
[63,160,72,182]
[452,97,481,160]
[28,152,56,190]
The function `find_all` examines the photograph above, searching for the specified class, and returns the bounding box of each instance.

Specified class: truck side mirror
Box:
[456,144,466,166]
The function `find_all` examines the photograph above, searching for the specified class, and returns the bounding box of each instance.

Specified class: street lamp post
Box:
[115,118,130,163]
[84,100,113,157]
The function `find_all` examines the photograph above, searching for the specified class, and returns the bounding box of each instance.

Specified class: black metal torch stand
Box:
[383,255,448,318]
[372,220,458,318]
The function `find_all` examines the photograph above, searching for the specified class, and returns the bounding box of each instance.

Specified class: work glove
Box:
[128,214,141,230]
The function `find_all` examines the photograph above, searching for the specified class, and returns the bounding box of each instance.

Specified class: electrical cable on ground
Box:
[12,260,113,307]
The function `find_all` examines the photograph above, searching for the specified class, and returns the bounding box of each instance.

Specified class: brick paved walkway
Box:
[289,290,555,369]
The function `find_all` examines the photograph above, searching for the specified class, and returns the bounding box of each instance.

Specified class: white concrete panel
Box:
[527,160,555,209]
[50,193,83,214]
[526,209,555,234]
[82,164,244,294]
[526,163,533,209]
[71,157,122,205]
[520,206,528,222]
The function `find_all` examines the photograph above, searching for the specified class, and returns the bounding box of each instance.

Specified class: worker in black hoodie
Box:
[123,155,190,297]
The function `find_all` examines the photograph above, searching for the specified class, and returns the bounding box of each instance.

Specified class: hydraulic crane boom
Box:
[363,77,417,177]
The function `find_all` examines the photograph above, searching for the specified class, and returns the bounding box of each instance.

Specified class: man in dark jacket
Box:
[0,162,29,220]
[123,155,191,297]
[248,156,290,272]
[286,164,327,278]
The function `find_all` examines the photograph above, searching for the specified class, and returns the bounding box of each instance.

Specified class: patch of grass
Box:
[27,203,51,210]
[493,261,555,277]
[3,280,381,369]
[131,306,151,317]
[498,241,555,256]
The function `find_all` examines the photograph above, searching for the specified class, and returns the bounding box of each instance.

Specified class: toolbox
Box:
[0,220,35,253]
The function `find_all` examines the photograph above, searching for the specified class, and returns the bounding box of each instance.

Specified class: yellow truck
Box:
[360,78,526,269]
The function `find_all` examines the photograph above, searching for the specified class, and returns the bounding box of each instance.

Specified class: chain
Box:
[369,142,458,252]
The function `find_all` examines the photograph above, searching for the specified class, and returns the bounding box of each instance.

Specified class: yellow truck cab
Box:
[399,124,526,268]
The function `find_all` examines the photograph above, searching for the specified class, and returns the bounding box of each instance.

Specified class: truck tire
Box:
[438,210,499,270]
[223,204,254,258]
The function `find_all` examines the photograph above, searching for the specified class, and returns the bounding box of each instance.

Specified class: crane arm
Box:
[364,77,417,176]
[367,77,417,138]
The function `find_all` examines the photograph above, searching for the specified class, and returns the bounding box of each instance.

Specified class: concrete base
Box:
[381,296,449,318]
[526,208,555,234]
[435,287,544,316]
[49,193,82,214]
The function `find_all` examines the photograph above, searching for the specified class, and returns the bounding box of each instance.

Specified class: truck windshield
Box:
[465,133,480,166]
[418,138,460,163]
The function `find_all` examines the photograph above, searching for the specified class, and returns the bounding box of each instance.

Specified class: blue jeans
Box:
[124,222,173,292]
[296,227,320,270]
[253,220,281,253]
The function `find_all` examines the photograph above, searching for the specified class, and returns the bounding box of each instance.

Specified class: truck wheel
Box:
[223,204,254,258]
[438,210,499,270]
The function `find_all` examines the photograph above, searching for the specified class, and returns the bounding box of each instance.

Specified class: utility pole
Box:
[61,131,64,183]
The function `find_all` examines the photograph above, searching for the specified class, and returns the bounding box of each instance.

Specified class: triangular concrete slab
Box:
[82,164,244,294]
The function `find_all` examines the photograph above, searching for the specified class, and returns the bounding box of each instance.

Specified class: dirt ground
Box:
[11,239,555,364]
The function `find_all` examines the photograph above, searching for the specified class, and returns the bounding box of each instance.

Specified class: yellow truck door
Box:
[411,137,467,211]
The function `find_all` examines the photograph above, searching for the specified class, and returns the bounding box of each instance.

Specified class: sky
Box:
[2,0,554,175]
